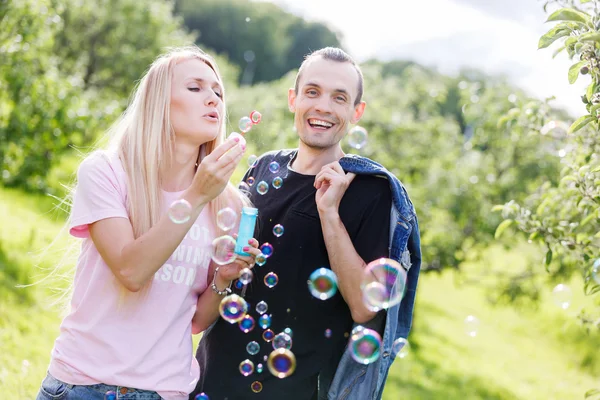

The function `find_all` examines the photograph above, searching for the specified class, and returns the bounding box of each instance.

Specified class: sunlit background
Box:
[1,0,600,399]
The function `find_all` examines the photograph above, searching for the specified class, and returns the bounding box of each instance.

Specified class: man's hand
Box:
[314,162,356,214]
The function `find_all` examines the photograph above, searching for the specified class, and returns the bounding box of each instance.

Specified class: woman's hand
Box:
[188,135,246,208]
[215,237,260,283]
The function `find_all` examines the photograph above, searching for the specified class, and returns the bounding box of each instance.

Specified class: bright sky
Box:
[262,0,589,116]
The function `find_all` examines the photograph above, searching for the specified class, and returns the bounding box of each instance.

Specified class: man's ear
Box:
[288,88,297,112]
[350,101,366,124]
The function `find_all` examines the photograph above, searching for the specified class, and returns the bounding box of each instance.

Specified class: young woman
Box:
[36,47,259,400]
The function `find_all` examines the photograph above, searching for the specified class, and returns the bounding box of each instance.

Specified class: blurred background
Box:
[1,0,600,398]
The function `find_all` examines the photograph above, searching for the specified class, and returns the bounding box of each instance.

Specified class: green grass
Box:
[1,186,598,399]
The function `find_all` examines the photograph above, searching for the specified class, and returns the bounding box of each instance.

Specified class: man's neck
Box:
[291,142,345,175]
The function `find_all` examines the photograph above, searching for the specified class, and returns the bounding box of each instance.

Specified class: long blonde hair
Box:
[107,46,248,239]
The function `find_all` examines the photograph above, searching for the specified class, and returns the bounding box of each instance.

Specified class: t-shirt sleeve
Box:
[352,182,392,263]
[68,152,129,238]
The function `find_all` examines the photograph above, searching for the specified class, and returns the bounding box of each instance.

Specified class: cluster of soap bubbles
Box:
[239,110,262,134]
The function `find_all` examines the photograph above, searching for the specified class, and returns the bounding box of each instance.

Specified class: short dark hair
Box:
[294,47,364,106]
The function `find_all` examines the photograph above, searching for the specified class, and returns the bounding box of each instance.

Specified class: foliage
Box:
[0,0,193,192]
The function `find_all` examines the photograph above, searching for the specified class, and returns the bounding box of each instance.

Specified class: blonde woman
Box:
[36,47,259,400]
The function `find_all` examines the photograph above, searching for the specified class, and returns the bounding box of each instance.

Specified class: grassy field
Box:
[0,186,598,399]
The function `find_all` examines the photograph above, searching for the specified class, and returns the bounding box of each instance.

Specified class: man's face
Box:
[288,57,366,150]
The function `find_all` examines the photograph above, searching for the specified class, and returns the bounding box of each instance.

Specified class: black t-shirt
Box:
[192,150,391,400]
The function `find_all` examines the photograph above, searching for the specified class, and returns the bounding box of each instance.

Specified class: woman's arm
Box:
[192,238,260,333]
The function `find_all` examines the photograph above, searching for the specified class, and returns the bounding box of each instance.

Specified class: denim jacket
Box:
[327,154,422,400]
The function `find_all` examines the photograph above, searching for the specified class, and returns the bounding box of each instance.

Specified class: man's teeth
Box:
[309,119,333,128]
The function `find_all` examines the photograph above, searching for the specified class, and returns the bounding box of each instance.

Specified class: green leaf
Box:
[538,24,571,49]
[587,80,597,101]
[568,60,587,84]
[528,231,540,242]
[536,197,551,215]
[580,32,600,42]
[585,388,600,399]
[546,8,591,24]
[590,102,600,114]
[491,205,504,212]
[581,0,593,3]
[552,44,566,58]
[495,219,514,239]
[592,165,600,172]
[545,248,553,266]
[581,210,597,226]
[569,114,595,133]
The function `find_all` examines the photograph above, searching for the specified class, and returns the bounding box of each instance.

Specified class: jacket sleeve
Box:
[397,216,422,339]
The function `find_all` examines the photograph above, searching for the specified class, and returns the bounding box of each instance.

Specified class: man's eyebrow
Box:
[303,82,349,96]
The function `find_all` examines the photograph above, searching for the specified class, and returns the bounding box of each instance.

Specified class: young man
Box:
[191,47,421,400]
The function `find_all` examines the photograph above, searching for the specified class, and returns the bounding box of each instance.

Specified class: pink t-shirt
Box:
[48,151,214,400]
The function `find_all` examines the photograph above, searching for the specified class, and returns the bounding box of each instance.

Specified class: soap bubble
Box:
[105,392,117,400]
[272,332,293,350]
[219,294,248,323]
[264,272,278,288]
[239,116,253,133]
[250,110,262,124]
[267,348,297,378]
[361,258,407,311]
[239,359,255,376]
[269,161,280,173]
[273,224,284,237]
[257,181,269,195]
[349,327,381,365]
[239,315,256,333]
[325,329,332,338]
[464,315,480,337]
[217,207,237,231]
[256,253,267,266]
[392,338,410,359]
[168,199,192,224]
[258,314,271,329]
[251,381,263,393]
[248,155,258,168]
[272,176,283,189]
[308,268,338,300]
[247,176,255,186]
[552,284,572,309]
[256,301,268,314]
[212,235,237,265]
[239,268,253,285]
[260,243,274,258]
[194,394,209,400]
[262,329,275,342]
[246,341,260,355]
[347,126,368,149]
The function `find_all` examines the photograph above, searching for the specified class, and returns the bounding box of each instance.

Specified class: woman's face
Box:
[170,58,224,146]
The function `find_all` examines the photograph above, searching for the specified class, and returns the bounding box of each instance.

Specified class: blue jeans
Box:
[36,372,162,400]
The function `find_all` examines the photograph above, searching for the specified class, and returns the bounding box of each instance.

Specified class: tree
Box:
[177,0,342,84]
[0,0,194,192]
[495,0,600,348]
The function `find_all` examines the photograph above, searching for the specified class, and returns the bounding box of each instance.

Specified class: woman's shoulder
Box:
[77,149,126,186]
